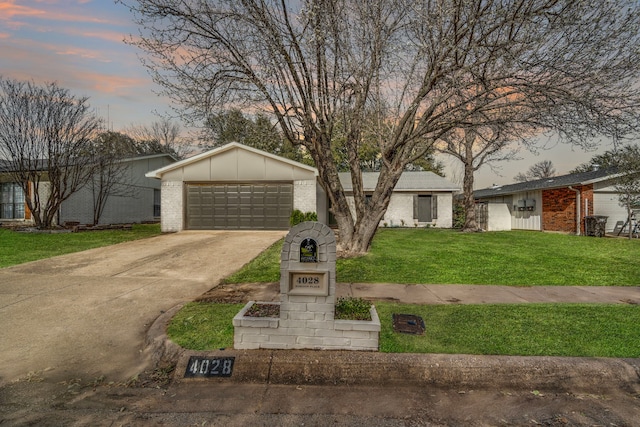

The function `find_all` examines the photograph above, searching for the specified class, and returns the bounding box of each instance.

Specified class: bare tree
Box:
[120,0,640,255]
[89,131,139,225]
[514,160,556,182]
[126,118,188,158]
[0,78,101,228]
[441,126,521,230]
[612,145,640,239]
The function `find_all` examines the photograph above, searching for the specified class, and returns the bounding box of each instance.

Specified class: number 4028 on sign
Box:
[184,356,235,378]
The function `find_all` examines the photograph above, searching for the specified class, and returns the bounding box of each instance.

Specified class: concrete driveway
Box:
[0,230,285,385]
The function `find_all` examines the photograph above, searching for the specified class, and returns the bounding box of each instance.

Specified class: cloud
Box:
[0,2,46,20]
[0,1,110,24]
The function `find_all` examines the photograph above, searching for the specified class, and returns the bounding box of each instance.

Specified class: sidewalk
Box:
[340,283,640,305]
[211,282,640,305]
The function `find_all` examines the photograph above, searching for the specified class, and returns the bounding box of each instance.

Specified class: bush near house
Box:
[289,210,318,226]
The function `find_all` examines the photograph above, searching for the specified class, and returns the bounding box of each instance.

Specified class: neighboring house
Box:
[474,168,628,234]
[60,154,177,225]
[146,142,460,232]
[0,160,28,222]
[0,154,176,226]
[338,172,459,228]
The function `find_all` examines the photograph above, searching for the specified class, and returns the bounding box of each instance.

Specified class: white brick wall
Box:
[233,301,380,351]
[161,181,183,232]
[233,221,380,351]
[293,180,317,214]
[346,192,454,228]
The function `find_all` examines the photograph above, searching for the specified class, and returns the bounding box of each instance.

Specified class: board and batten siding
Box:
[511,190,542,231]
[155,145,317,232]
[592,180,628,233]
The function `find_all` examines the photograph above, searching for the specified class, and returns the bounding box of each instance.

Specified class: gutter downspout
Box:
[568,186,581,235]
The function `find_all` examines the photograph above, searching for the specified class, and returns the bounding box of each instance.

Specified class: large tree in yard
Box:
[120,0,640,255]
[0,78,101,228]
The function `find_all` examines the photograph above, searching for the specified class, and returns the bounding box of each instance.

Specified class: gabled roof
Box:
[121,153,178,164]
[145,142,318,178]
[474,168,619,199]
[0,153,176,174]
[339,171,459,192]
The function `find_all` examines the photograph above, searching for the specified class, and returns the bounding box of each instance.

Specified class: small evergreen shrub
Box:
[290,210,318,226]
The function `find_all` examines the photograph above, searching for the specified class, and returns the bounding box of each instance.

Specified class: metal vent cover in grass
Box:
[392,314,425,335]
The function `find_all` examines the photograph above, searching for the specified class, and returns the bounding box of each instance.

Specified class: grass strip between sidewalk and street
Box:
[225,229,640,286]
[0,224,161,268]
[167,302,640,357]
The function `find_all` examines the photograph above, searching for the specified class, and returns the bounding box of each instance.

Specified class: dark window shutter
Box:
[431,195,438,219]
[413,195,419,219]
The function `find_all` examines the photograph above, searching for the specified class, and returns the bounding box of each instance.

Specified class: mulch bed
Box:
[244,303,280,317]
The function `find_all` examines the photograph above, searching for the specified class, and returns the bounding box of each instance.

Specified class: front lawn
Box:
[167,228,640,357]
[0,224,161,268]
[168,301,640,358]
[225,229,640,286]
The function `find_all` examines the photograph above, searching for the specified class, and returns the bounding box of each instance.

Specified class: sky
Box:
[0,0,615,189]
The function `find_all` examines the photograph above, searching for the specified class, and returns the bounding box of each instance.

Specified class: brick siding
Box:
[542,185,593,233]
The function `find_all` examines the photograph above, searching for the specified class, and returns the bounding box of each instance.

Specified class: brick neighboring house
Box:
[474,168,627,234]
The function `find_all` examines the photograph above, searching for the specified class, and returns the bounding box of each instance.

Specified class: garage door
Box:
[186,183,293,230]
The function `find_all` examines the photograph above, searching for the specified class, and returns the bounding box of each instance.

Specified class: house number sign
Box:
[184,356,235,378]
[288,271,328,296]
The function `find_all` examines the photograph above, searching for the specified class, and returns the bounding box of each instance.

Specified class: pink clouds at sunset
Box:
[0,0,170,131]
[0,0,614,188]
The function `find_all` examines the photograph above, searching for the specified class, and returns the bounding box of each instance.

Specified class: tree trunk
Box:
[627,205,634,240]
[334,164,404,256]
[462,160,479,232]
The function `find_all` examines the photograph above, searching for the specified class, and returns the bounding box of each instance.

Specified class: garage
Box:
[146,142,319,232]
[186,183,293,230]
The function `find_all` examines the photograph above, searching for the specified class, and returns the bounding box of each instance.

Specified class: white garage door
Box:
[593,192,627,232]
[186,183,293,230]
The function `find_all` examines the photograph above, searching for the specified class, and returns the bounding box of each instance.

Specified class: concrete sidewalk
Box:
[341,283,640,305]
[221,281,640,305]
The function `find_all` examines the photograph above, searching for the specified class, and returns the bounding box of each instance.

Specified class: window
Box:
[0,183,25,219]
[153,189,161,217]
[413,195,437,222]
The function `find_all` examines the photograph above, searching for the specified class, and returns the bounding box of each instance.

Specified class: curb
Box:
[146,305,640,393]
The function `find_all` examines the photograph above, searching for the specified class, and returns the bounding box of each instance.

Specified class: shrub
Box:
[290,210,318,226]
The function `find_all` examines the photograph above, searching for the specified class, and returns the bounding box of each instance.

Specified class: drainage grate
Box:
[392,314,425,335]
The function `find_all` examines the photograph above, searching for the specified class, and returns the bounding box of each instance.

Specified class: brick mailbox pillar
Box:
[233,222,379,350]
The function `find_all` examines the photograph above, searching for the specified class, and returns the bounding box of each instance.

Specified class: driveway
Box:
[0,230,285,385]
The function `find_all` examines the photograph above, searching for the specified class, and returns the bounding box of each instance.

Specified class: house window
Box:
[153,189,161,217]
[414,195,437,222]
[0,183,25,219]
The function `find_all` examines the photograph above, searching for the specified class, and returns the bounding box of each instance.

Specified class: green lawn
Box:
[0,224,161,268]
[168,301,640,358]
[3,224,637,357]
[226,229,640,286]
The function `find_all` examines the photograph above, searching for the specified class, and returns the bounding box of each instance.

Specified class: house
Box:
[474,168,628,234]
[0,154,176,226]
[338,171,459,228]
[146,142,460,232]
[60,154,177,225]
